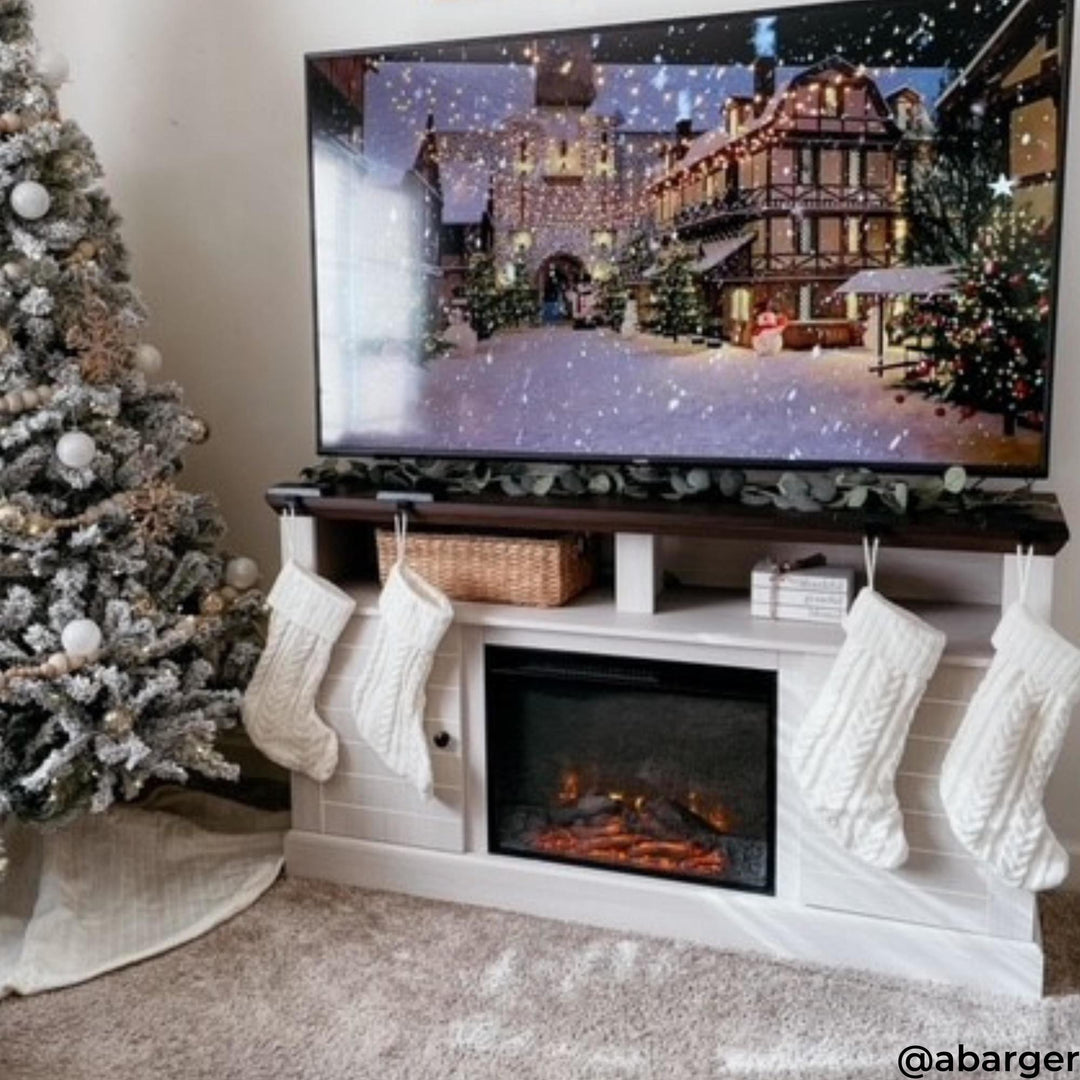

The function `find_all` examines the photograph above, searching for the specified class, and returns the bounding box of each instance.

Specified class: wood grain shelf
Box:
[266,485,1069,556]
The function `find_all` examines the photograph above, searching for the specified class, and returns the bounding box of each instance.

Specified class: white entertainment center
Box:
[274,496,1065,998]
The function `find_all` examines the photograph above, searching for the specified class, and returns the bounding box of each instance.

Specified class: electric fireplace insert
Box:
[486,647,776,893]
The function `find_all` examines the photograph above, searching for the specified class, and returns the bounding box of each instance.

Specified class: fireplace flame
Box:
[687,791,737,834]
[557,771,580,807]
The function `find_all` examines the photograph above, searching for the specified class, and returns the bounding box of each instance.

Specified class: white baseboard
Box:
[285,829,1045,999]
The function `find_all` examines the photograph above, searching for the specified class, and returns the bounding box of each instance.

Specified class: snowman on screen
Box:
[752,300,788,357]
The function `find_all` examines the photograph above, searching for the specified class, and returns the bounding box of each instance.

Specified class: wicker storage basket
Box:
[375,530,594,608]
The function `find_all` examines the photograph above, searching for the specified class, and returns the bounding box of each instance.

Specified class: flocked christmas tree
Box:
[0,0,263,858]
[899,202,1052,434]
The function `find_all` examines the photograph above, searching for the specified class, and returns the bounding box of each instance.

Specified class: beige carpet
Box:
[1,877,1078,1080]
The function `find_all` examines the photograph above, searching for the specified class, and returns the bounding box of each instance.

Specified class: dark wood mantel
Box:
[265,485,1069,557]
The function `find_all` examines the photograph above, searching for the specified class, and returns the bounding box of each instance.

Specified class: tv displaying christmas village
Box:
[308,0,1070,471]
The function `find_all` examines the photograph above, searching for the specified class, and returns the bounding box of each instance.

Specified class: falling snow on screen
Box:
[309,0,1068,471]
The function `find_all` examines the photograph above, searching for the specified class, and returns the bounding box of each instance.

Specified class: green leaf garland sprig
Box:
[303,458,1035,517]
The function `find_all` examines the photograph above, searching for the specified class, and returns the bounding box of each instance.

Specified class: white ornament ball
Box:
[10,180,51,221]
[61,618,102,659]
[224,556,260,591]
[20,388,38,410]
[37,49,70,88]
[56,430,96,468]
[133,343,163,376]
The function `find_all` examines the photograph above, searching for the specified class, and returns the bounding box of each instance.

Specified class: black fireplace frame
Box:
[484,645,778,896]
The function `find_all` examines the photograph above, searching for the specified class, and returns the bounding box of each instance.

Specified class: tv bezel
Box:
[305,0,1075,479]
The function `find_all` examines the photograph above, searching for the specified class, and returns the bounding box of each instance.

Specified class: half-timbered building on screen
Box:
[648,57,931,345]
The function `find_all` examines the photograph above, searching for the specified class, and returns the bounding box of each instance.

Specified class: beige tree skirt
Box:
[0,788,286,998]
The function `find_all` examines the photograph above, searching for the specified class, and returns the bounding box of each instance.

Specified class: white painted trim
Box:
[462,626,487,854]
[615,533,661,614]
[284,831,1045,998]
[481,623,778,673]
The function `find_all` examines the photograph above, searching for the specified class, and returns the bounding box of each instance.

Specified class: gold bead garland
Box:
[197,580,259,618]
[0,647,94,689]
[0,483,190,538]
[0,382,55,418]
[0,493,124,535]
[0,609,227,693]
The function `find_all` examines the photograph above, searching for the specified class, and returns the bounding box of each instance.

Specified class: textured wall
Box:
[31,0,1080,871]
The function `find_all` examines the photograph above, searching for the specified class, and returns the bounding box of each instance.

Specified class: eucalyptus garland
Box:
[303,458,1037,516]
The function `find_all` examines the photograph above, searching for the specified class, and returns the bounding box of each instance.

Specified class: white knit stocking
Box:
[242,561,356,783]
[792,546,946,869]
[940,597,1080,892]
[352,559,454,797]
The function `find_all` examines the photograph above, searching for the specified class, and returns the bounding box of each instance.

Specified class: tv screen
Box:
[307,0,1072,475]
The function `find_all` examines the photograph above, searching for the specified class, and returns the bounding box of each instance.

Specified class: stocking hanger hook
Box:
[394,506,410,565]
[1015,540,1036,605]
[282,500,297,564]
[863,533,881,592]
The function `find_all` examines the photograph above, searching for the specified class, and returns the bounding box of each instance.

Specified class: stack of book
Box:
[750,560,855,625]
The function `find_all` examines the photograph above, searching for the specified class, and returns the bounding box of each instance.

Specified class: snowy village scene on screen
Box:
[309,0,1068,470]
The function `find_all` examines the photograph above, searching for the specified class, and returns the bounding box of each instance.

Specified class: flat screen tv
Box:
[307,0,1073,475]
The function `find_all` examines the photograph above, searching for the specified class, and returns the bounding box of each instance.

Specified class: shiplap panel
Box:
[322,689,462,738]
[800,869,989,933]
[323,803,464,852]
[305,613,467,853]
[322,774,463,819]
[899,735,950,777]
[905,811,969,858]
[337,739,463,788]
[805,828,988,897]
[319,668,460,713]
[910,700,967,740]
[896,774,945,815]
[325,650,460,686]
[336,619,462,656]
[925,664,984,704]
[799,820,993,934]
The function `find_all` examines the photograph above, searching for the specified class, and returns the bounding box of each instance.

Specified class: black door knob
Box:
[433,731,452,750]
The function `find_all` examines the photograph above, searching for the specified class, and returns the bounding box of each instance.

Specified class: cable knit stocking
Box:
[352,561,454,797]
[792,586,946,869]
[242,561,356,782]
[940,601,1080,891]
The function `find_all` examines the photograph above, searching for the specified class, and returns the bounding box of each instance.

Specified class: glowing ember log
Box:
[533,773,737,878]
[532,822,730,877]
